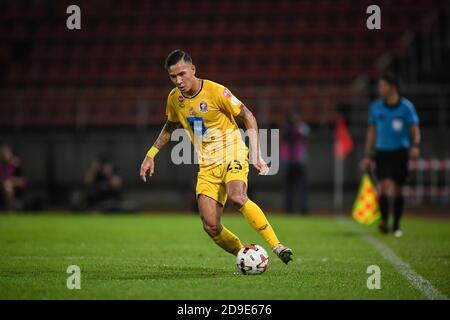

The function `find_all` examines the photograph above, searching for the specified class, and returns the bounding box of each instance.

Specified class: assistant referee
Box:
[361,72,421,237]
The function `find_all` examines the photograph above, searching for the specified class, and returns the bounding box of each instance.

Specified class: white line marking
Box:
[338,219,448,300]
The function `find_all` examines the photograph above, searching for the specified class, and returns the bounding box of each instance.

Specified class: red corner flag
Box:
[334,115,354,160]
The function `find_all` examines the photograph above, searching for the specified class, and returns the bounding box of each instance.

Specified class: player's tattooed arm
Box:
[140,120,181,182]
[152,120,181,150]
[236,105,269,175]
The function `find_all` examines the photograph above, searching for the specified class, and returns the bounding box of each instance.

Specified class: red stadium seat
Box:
[0,0,445,127]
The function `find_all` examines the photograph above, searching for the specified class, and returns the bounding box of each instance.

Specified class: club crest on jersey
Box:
[392,118,403,131]
[199,101,208,113]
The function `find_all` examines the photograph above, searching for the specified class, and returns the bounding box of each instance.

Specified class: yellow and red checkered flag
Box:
[352,173,380,225]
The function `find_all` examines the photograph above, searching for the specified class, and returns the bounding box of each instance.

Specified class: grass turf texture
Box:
[0,214,448,299]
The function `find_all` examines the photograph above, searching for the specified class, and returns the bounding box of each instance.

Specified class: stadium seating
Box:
[0,0,447,127]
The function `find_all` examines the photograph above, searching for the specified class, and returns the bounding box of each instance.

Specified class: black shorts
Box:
[375,148,409,185]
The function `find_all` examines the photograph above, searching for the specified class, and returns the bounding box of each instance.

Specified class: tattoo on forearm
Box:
[153,121,181,150]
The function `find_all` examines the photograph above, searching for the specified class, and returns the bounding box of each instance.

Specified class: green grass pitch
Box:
[0,213,449,299]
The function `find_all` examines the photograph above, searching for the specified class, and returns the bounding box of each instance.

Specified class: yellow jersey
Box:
[165,79,249,169]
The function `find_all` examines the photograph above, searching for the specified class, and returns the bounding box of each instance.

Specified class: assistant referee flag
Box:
[352,174,380,225]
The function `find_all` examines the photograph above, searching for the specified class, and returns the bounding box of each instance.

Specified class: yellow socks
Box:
[239,199,281,249]
[210,200,281,255]
[212,226,244,256]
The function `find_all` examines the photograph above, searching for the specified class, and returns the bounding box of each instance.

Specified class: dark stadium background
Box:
[0,0,449,213]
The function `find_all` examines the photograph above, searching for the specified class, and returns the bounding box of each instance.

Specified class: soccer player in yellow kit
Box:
[140,50,293,264]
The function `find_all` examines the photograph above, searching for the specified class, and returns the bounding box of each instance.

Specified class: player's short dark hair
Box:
[164,49,192,70]
[380,71,399,88]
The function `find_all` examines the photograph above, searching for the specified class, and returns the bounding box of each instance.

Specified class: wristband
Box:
[146,146,159,159]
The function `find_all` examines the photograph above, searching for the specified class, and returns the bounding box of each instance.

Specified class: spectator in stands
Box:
[280,111,310,214]
[361,72,421,237]
[82,155,123,212]
[0,145,27,212]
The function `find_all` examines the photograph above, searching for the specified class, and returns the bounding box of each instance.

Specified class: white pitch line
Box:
[338,219,448,300]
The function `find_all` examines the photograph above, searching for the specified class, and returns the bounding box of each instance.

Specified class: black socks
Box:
[379,195,389,224]
[393,196,405,231]
[379,194,405,231]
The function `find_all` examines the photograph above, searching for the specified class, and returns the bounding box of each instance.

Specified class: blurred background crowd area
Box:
[0,0,449,213]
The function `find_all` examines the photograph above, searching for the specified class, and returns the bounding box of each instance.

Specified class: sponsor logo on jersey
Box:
[189,107,197,116]
[223,88,232,99]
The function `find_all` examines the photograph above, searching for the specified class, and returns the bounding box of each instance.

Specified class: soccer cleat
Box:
[273,245,293,264]
[393,229,403,238]
[378,220,389,234]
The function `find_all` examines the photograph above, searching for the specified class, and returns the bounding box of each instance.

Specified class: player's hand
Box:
[359,156,374,172]
[140,156,154,182]
[409,145,420,160]
[254,156,269,176]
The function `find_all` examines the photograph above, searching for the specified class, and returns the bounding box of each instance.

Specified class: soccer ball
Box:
[236,244,269,275]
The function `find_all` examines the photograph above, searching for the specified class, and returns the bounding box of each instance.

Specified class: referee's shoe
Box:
[378,220,389,234]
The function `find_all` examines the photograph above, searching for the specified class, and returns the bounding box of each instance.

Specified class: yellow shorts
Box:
[196,159,250,206]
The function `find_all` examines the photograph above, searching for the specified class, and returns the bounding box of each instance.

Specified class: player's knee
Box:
[228,191,248,208]
[203,222,221,237]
